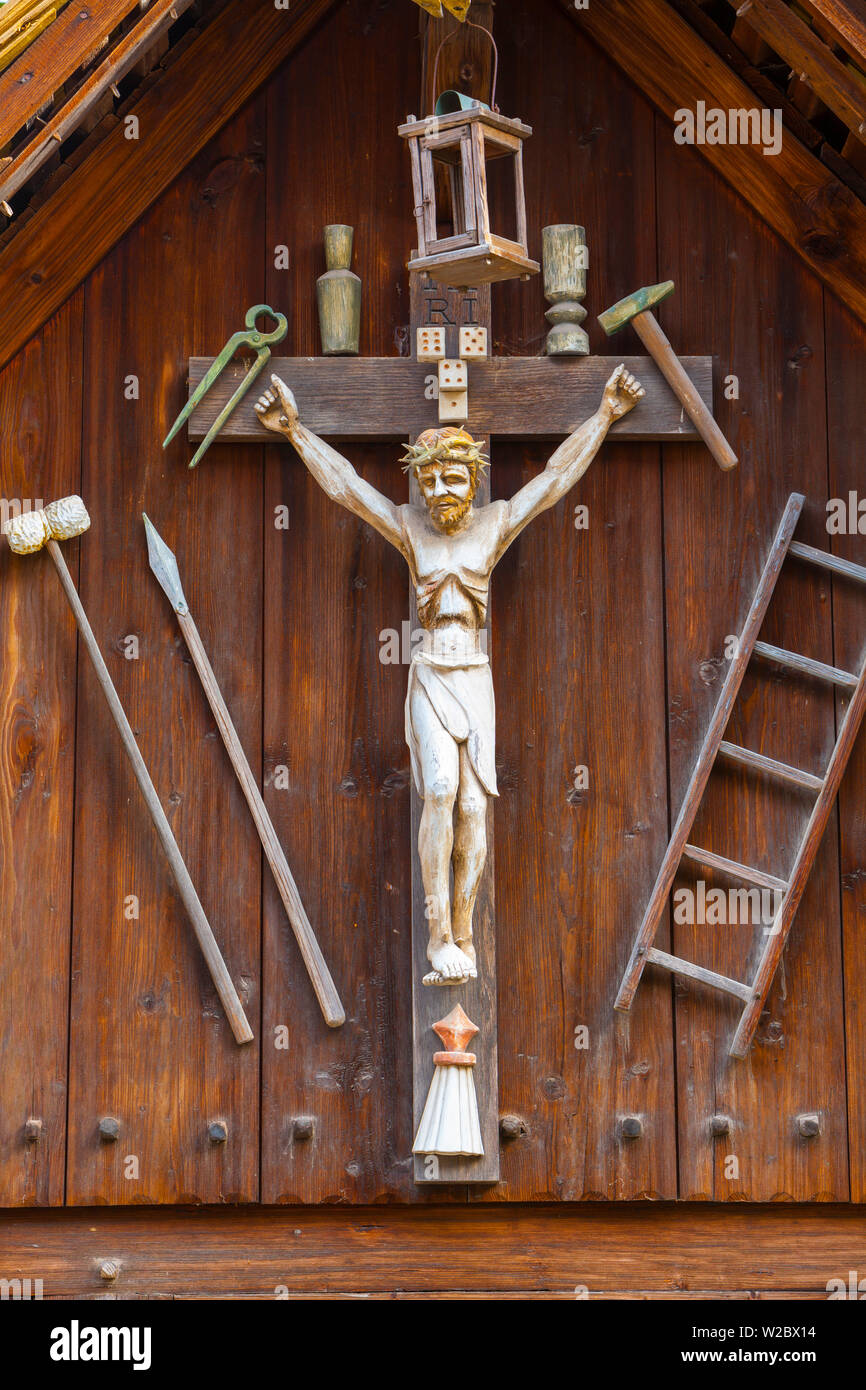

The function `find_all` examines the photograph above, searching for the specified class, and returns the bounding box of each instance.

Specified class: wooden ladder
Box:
[614,492,866,1057]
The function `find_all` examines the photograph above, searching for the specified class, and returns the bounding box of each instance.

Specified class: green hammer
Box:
[599,281,737,471]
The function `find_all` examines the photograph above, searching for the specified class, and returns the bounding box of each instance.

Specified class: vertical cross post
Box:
[412,0,500,1185]
[409,272,499,1184]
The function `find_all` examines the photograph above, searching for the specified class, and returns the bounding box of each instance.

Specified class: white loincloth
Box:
[405,649,498,798]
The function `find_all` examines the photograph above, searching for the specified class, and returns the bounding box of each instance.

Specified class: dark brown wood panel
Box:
[260,0,423,1204]
[474,0,677,1201]
[655,127,848,1200]
[0,294,84,1205]
[824,294,866,1203]
[1,1202,864,1296]
[65,103,267,1205]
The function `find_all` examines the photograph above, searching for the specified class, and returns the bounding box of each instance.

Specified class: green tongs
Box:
[163,303,289,469]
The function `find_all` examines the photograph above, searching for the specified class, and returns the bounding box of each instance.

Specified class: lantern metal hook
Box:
[431,20,499,113]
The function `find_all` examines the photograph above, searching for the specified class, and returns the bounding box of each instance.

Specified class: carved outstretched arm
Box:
[496,364,644,554]
[255,375,406,555]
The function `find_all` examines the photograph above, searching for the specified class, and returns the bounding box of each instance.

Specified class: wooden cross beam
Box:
[185,350,713,445]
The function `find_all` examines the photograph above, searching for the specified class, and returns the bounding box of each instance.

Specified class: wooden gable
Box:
[0,0,865,1220]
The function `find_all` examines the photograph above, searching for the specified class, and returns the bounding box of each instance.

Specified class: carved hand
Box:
[600,363,645,422]
[255,374,300,439]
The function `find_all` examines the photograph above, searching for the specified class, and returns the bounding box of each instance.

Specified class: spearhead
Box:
[143,513,189,614]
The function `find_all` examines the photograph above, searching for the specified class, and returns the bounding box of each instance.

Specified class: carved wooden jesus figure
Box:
[256,364,644,987]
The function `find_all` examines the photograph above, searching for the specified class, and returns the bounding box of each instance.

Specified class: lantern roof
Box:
[398,108,533,142]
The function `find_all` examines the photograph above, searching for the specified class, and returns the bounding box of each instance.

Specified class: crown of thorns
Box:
[400,428,489,476]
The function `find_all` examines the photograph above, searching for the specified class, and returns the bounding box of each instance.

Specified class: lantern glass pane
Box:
[425,131,479,251]
[484,150,520,249]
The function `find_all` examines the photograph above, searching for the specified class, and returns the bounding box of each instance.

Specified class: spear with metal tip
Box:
[143,514,345,1028]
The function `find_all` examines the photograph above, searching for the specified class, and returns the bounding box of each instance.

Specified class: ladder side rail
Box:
[614,493,806,1012]
[730,658,866,1057]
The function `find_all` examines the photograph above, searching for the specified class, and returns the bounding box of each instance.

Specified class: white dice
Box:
[416,326,447,362]
[438,389,469,423]
[459,325,488,358]
[438,358,467,391]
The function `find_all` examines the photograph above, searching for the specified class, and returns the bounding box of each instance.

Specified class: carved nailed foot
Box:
[424,941,478,988]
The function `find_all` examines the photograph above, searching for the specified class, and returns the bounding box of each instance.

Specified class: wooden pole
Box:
[46,539,254,1045]
[630,310,738,470]
[175,607,346,1028]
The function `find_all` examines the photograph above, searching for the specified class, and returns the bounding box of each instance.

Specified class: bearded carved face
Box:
[415,458,476,532]
[403,428,486,534]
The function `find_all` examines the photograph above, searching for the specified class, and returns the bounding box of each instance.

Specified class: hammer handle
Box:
[632,312,738,471]
[177,608,346,1028]
[47,540,254,1045]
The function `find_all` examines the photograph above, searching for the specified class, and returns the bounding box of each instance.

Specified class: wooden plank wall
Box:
[64,98,268,1206]
[0,296,83,1206]
[259,3,418,1203]
[826,295,866,1205]
[0,0,864,1209]
[483,2,677,1202]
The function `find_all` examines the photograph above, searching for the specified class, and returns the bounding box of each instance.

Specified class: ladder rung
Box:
[682,843,788,893]
[789,540,866,588]
[753,641,858,691]
[645,948,753,1002]
[717,740,824,793]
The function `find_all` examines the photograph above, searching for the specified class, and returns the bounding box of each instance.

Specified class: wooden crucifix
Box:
[185,294,713,1184]
[180,0,720,1186]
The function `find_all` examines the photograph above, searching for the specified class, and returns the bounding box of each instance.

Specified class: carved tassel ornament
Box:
[413,1004,484,1157]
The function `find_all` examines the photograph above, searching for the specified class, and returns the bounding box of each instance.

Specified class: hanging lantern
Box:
[399,98,538,289]
[398,26,539,289]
